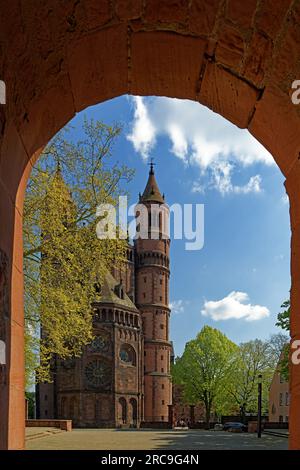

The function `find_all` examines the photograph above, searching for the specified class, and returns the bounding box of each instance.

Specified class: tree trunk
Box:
[240,403,246,424]
[205,403,211,430]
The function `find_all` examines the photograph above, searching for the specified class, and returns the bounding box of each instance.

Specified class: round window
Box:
[119,344,136,365]
[85,359,111,388]
[90,335,109,353]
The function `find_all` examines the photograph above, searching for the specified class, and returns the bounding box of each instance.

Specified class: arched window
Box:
[119,397,127,425]
[95,398,101,422]
[129,398,138,426]
[69,396,77,418]
[119,344,136,366]
[61,397,67,418]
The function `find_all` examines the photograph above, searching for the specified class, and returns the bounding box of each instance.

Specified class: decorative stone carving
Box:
[119,344,136,366]
[88,334,110,354]
[85,359,111,390]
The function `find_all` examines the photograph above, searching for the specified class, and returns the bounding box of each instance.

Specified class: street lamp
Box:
[257,373,262,438]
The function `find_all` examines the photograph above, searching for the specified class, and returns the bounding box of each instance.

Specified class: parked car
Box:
[223,422,247,432]
[214,423,223,431]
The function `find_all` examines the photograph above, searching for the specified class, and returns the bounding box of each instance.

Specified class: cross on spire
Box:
[57,160,61,173]
[148,157,156,174]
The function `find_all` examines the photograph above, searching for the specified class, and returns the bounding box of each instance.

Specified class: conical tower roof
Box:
[140,161,165,204]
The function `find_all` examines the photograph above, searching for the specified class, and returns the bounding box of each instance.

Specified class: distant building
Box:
[269,359,289,423]
[172,384,205,426]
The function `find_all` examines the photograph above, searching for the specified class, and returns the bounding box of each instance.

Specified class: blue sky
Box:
[67,95,291,357]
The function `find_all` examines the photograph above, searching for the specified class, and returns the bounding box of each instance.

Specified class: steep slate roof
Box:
[140,162,165,204]
[95,271,138,312]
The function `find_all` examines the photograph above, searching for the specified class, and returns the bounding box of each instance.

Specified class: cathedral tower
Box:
[134,162,172,424]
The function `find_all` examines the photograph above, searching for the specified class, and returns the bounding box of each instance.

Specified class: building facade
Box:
[37,165,173,428]
[172,384,205,427]
[269,365,289,423]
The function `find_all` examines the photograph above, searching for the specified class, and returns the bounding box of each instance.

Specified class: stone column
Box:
[0,200,25,449]
[0,122,34,449]
[285,160,300,450]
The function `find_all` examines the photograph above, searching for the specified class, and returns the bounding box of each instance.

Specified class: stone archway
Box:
[129,398,138,427]
[118,397,127,425]
[0,0,300,449]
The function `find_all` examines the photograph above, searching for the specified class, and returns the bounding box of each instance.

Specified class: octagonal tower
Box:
[134,163,172,425]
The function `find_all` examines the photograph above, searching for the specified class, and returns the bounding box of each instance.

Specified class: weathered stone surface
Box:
[145,0,188,25]
[290,224,300,335]
[289,195,300,452]
[0,248,9,449]
[16,74,75,159]
[226,0,257,29]
[0,249,9,386]
[0,122,29,204]
[289,354,300,450]
[271,10,300,91]
[249,85,300,175]
[285,160,300,229]
[188,0,220,36]
[131,31,206,98]
[215,24,244,69]
[67,25,128,112]
[255,0,292,40]
[0,180,15,256]
[79,0,112,31]
[242,32,273,88]
[200,63,259,128]
[0,184,25,449]
[116,0,143,20]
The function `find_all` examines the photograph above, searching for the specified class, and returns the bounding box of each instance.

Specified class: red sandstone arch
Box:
[1,0,300,450]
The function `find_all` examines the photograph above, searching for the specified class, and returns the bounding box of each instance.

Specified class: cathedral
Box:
[37,164,173,428]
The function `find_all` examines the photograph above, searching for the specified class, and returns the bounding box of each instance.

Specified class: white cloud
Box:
[281,194,289,205]
[167,123,188,161]
[126,96,156,160]
[233,175,262,194]
[201,291,270,322]
[127,96,274,195]
[193,161,262,196]
[169,299,187,314]
[191,181,205,194]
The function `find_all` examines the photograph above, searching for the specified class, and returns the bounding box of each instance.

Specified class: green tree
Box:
[172,326,237,427]
[276,300,290,332]
[267,333,289,364]
[25,391,36,419]
[275,299,290,381]
[228,339,275,419]
[24,118,134,386]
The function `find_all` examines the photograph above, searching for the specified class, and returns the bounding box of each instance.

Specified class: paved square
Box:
[26,429,288,450]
